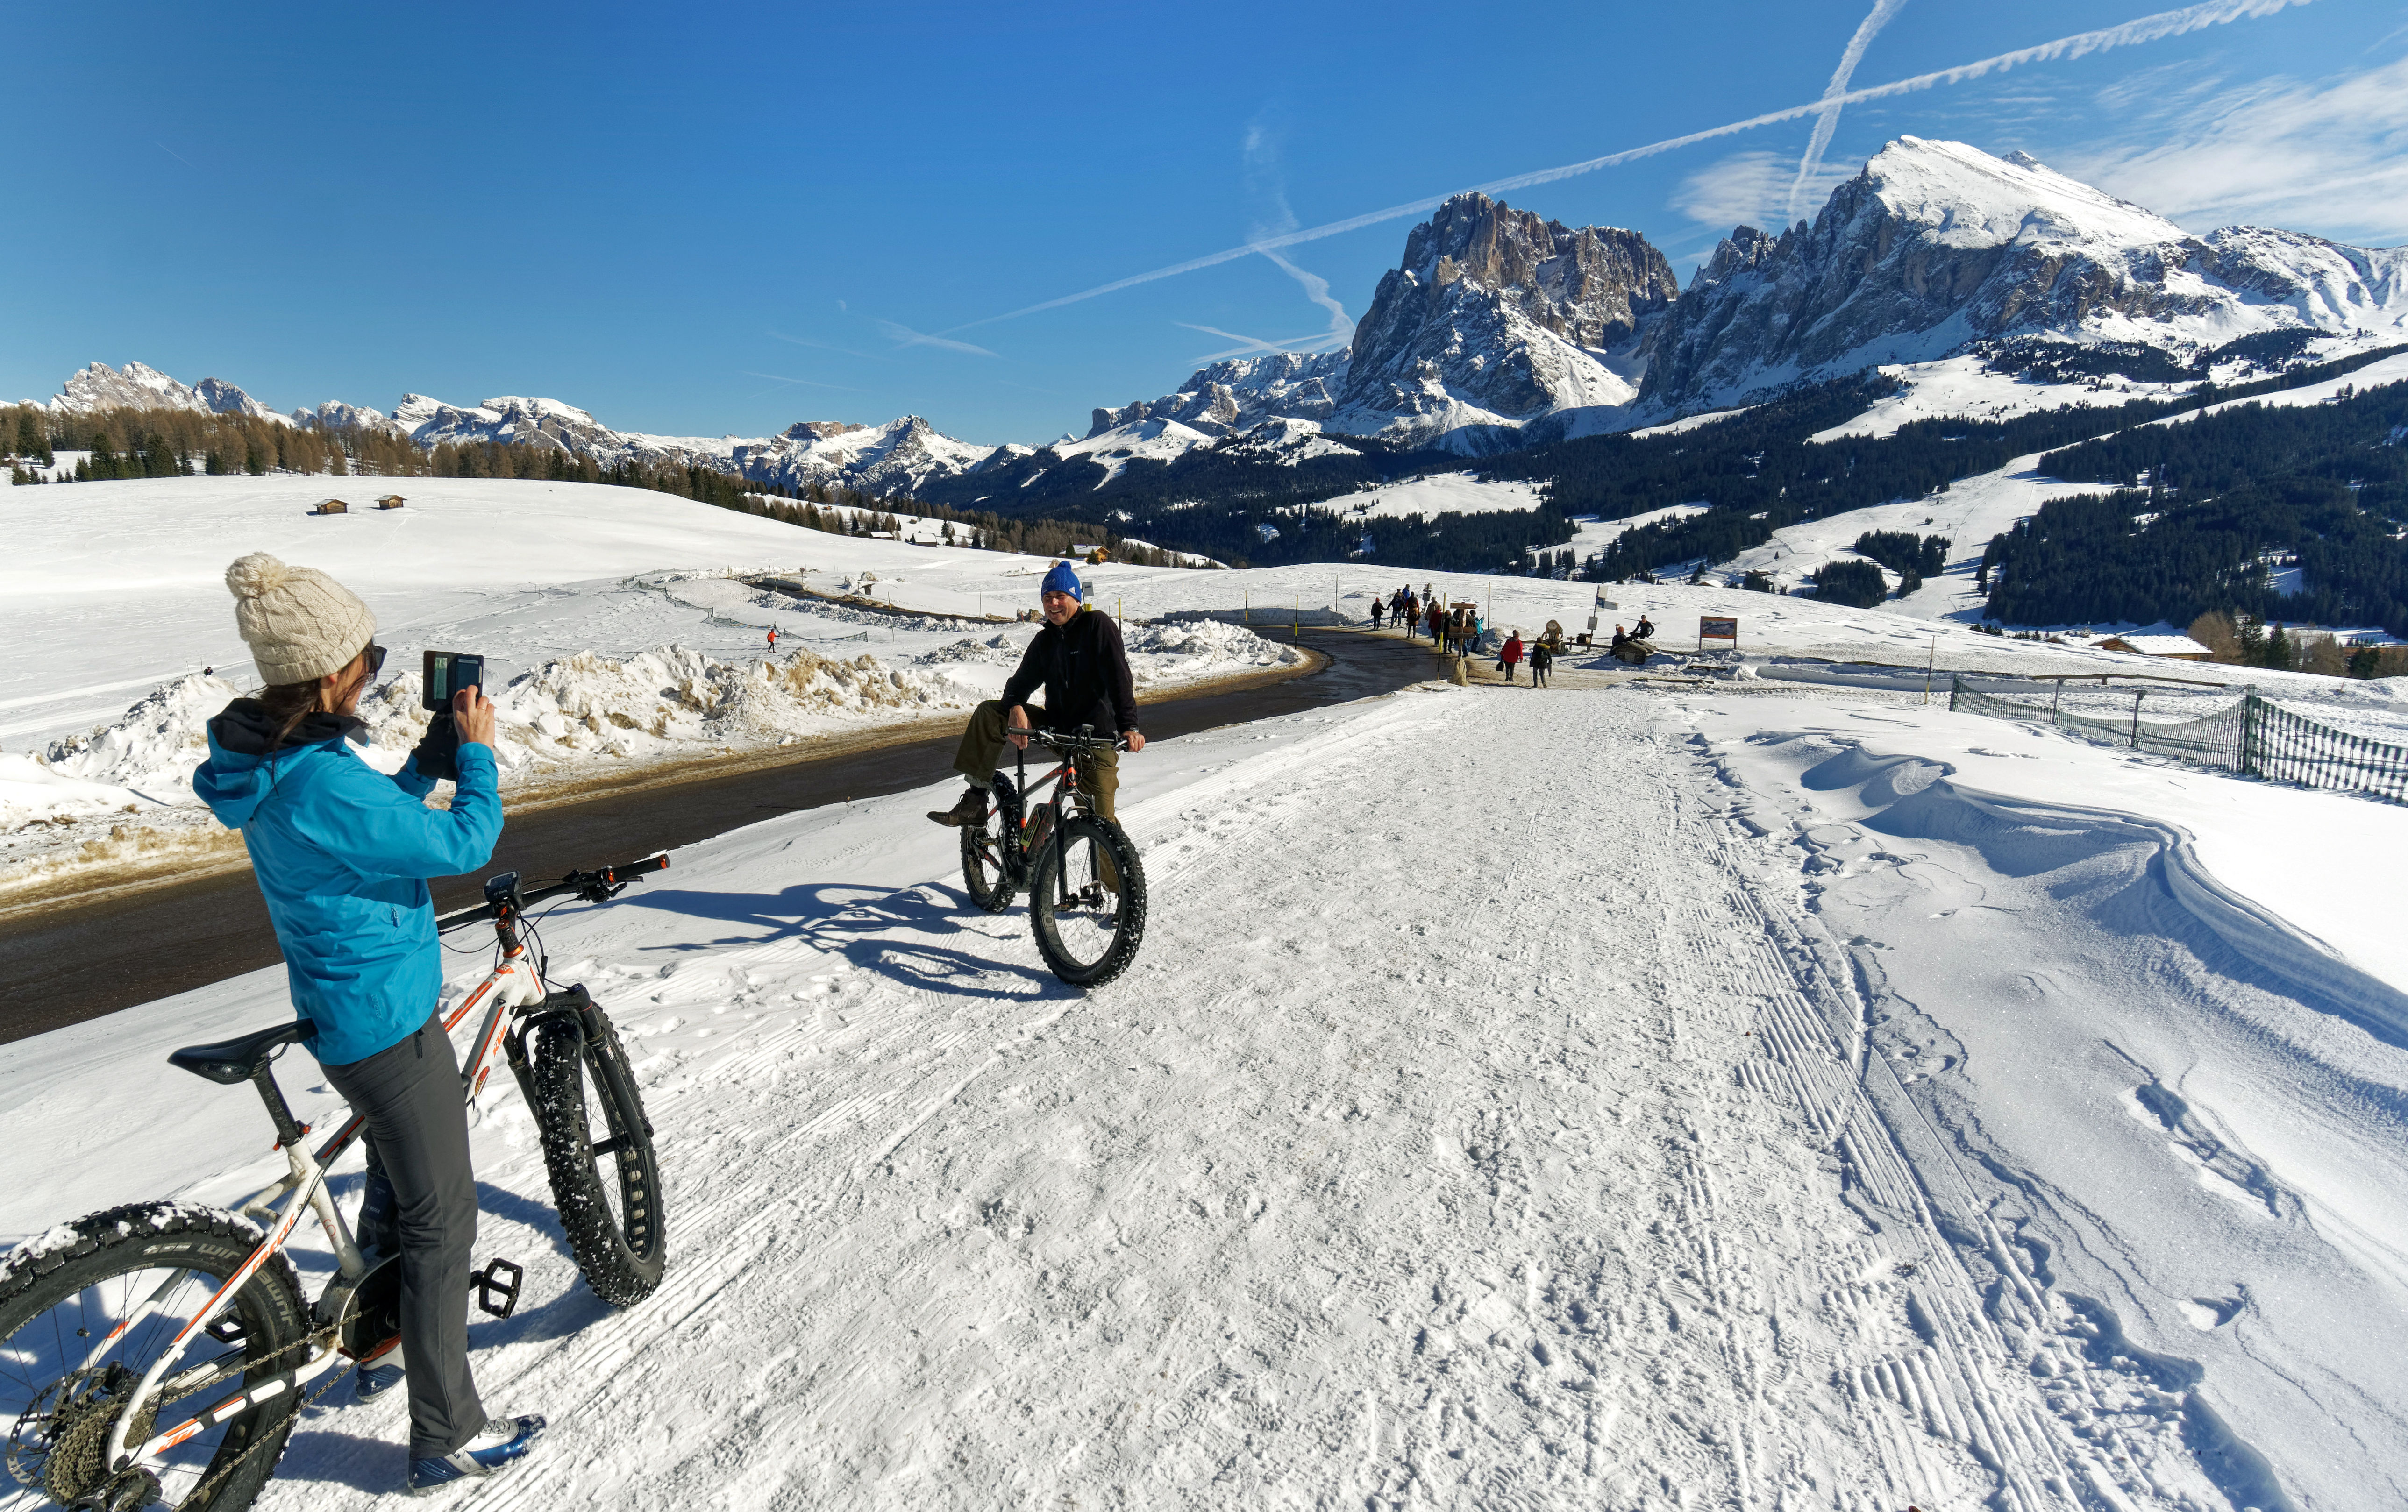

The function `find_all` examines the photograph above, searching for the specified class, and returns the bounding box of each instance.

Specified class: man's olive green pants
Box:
[952,699,1118,818]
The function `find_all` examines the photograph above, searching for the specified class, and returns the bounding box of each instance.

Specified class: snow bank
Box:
[1120,618,1305,683]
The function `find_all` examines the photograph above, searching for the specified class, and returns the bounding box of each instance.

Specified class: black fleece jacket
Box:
[1001,608,1139,737]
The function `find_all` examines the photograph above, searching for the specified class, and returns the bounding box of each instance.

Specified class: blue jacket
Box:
[195,702,504,1066]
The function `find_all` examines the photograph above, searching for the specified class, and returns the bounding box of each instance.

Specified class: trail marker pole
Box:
[1924,634,1936,705]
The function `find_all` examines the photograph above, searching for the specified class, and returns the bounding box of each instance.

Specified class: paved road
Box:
[0,628,1441,1042]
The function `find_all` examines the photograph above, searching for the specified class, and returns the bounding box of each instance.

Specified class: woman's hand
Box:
[453,687,498,749]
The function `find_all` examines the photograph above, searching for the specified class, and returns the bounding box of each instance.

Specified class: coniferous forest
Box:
[11,342,2406,599]
[1981,381,2408,633]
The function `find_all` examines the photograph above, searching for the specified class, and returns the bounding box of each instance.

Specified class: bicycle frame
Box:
[1001,739,1105,876]
[95,910,552,1481]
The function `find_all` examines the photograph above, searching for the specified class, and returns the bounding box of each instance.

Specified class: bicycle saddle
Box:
[168,1021,308,1085]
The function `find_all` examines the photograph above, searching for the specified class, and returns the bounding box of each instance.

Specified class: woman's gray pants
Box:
[321,1011,487,1460]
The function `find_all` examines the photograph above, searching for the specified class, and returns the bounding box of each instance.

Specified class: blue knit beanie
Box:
[1041,560,1083,602]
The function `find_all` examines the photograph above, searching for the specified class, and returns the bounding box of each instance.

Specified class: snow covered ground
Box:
[1318,471,1546,520]
[7,676,2405,1509]
[0,476,1301,900]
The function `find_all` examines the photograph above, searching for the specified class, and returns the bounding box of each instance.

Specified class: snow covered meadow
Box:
[0,477,1302,902]
[5,672,2406,1509]
[7,467,2408,1508]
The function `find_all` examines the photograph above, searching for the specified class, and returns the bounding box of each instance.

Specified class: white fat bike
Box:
[0,856,670,1512]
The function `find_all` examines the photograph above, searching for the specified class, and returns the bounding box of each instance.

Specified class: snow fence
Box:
[1950,676,2408,804]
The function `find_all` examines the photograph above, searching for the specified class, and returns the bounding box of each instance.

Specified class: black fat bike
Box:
[958,727,1148,987]
[0,856,669,1512]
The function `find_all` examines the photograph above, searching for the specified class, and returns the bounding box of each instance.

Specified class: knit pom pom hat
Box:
[1040,560,1083,602]
[224,553,378,686]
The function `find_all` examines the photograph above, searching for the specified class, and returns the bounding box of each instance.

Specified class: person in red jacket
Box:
[1500,631,1525,682]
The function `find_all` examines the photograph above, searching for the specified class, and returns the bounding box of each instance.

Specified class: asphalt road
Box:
[0,627,1441,1043]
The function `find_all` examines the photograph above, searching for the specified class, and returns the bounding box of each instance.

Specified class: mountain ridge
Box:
[33,138,2408,509]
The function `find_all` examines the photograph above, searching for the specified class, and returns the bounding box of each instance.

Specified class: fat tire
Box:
[527,1016,667,1307]
[1028,816,1147,987]
[0,1201,309,1512]
[959,774,1017,914]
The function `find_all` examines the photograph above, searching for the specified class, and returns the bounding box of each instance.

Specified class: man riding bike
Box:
[192,554,544,1494]
[929,560,1144,831]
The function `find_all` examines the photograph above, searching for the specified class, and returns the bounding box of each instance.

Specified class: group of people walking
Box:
[1372,583,1487,657]
[1367,582,1558,687]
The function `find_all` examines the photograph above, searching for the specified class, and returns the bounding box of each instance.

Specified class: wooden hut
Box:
[310,498,350,516]
[375,493,406,510]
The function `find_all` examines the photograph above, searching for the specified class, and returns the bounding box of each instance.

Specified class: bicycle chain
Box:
[59,1321,353,1512]
[171,1344,356,1512]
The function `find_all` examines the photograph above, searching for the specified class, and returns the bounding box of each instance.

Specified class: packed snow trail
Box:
[11,686,2375,1508]
[143,691,2011,1511]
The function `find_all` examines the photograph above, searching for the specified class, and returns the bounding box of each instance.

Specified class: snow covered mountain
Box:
[388,396,1006,496]
[731,416,1004,497]
[1335,192,1675,447]
[1083,196,1680,460]
[1088,352,1347,439]
[1643,136,2408,411]
[50,362,287,423]
[36,363,1004,499]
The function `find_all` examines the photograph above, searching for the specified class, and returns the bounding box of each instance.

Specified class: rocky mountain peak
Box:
[782,420,867,441]
[1335,193,1674,444]
[1365,192,1680,355]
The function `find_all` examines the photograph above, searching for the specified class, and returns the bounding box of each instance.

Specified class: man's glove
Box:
[411,710,461,783]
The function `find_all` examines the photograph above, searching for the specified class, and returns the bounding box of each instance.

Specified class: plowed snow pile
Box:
[6,683,2402,1510]
[1,617,1299,902]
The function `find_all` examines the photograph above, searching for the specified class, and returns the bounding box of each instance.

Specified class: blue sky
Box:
[5,0,2403,445]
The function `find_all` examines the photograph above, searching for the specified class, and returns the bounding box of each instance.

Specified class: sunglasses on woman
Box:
[362,643,388,677]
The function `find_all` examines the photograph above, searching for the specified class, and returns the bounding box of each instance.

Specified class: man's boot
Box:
[927,785,989,827]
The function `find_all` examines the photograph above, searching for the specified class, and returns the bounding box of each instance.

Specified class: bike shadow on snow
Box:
[614,880,1079,1004]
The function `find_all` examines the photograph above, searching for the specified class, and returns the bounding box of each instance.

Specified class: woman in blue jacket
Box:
[194,553,542,1493]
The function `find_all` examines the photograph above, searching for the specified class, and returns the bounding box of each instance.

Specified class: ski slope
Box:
[6,678,2406,1509]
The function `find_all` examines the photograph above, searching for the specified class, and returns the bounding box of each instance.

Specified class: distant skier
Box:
[1530,640,1553,687]
[767,626,779,650]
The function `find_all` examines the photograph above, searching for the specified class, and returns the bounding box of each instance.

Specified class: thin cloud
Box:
[1241,120,1358,346]
[1174,322,1351,364]
[1676,151,1852,233]
[872,319,1000,358]
[2059,50,2408,242]
[767,328,874,360]
[1788,0,1911,223]
[740,370,861,391]
[1255,246,1354,345]
[946,0,2318,332]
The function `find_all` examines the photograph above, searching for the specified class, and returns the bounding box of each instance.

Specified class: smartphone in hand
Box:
[422,651,484,712]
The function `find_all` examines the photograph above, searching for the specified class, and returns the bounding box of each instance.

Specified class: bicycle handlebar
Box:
[1035,726,1131,755]
[437,853,669,933]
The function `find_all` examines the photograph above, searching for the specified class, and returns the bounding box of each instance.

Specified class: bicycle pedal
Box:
[470,1257,524,1319]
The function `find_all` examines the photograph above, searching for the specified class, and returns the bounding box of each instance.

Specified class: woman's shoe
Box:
[408,1414,547,1494]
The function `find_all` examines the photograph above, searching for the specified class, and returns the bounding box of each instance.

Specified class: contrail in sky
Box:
[947,0,2314,333]
[1788,0,1911,224]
